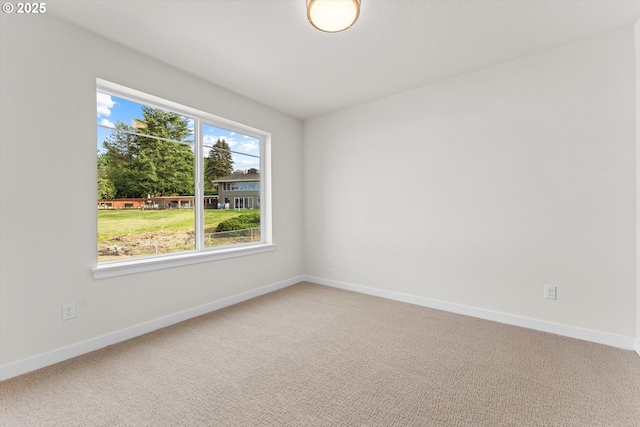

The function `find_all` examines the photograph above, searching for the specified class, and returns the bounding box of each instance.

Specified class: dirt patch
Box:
[97,228,259,262]
[98,229,195,261]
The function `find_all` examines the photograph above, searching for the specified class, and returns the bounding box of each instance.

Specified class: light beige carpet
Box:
[1,282,639,426]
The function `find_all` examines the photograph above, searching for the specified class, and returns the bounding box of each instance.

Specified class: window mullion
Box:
[194,118,204,251]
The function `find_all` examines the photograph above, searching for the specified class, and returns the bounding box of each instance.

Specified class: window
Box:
[220,181,261,192]
[234,197,254,209]
[95,79,272,278]
[219,181,262,191]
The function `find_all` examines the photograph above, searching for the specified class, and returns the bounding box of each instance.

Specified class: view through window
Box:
[97,87,263,263]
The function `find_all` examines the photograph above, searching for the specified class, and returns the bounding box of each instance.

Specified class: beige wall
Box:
[0,14,304,367]
[304,28,637,338]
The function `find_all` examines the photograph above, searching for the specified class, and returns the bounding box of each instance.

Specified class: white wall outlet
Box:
[62,302,76,320]
[328,256,333,266]
[544,286,557,300]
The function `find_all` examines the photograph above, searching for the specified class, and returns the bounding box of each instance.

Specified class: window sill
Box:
[92,243,275,279]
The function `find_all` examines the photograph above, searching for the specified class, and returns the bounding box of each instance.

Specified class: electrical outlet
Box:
[62,302,76,320]
[544,286,556,300]
[328,256,333,266]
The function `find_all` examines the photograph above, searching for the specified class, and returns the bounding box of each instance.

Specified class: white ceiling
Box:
[49,0,640,120]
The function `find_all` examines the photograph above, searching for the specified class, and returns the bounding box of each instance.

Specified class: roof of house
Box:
[213,173,260,183]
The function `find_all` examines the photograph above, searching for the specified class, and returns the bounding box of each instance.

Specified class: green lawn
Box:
[98,208,260,261]
[98,209,256,240]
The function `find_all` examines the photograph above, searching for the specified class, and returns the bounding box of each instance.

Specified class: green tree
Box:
[98,108,194,198]
[135,107,194,196]
[100,121,152,198]
[97,152,116,199]
[204,138,233,194]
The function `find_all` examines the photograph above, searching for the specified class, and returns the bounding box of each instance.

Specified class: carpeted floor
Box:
[1,282,639,426]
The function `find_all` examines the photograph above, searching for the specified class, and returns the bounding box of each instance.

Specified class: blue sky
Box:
[97,92,260,171]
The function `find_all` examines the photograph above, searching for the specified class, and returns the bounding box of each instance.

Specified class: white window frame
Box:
[93,79,273,279]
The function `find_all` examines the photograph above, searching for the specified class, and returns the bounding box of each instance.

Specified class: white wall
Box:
[0,15,304,368]
[636,19,640,353]
[304,28,637,339]
[1,13,637,376]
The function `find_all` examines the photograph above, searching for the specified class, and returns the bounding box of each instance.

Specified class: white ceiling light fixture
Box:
[307,0,361,33]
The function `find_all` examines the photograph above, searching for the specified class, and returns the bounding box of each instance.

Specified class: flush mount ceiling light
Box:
[307,0,361,33]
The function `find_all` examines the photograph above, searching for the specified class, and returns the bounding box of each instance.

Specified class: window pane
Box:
[202,124,261,248]
[97,94,196,261]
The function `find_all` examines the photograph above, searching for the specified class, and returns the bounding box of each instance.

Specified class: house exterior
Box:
[214,169,260,210]
[97,195,218,209]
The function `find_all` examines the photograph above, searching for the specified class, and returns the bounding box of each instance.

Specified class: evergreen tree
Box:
[204,138,234,194]
[135,107,194,196]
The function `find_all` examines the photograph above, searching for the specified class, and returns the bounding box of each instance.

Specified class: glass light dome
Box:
[307,0,361,33]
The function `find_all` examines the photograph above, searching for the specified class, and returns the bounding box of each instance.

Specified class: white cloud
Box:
[203,135,239,148]
[203,135,221,145]
[239,141,259,153]
[96,93,115,118]
[233,157,259,169]
[100,118,115,128]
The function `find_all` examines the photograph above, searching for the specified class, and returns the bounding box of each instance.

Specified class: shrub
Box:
[216,212,260,232]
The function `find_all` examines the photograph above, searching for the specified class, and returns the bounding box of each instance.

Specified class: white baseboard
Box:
[304,275,636,351]
[3,275,635,381]
[0,276,303,381]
